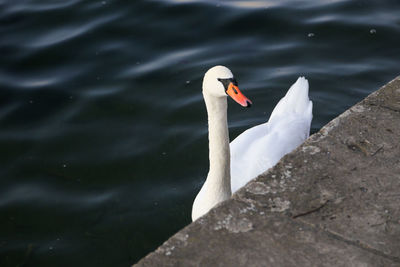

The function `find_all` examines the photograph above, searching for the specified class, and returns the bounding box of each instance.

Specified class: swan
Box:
[192,66,313,221]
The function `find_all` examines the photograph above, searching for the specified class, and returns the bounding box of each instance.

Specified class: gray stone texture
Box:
[135,76,400,266]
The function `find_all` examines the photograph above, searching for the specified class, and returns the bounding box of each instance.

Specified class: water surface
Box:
[1,0,400,266]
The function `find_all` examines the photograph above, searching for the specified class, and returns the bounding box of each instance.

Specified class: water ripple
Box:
[1,0,81,14]
[120,47,205,78]
[0,64,90,89]
[0,183,115,209]
[1,0,400,265]
[156,0,349,9]
[28,13,122,48]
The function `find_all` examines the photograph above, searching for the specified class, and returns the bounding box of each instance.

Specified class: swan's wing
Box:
[230,123,269,192]
[230,115,310,193]
[230,77,313,193]
[269,76,311,124]
[230,122,269,160]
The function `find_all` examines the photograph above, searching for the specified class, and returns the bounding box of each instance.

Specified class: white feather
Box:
[230,77,313,192]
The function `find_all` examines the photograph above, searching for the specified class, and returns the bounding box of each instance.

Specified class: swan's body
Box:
[230,77,312,192]
[192,66,312,221]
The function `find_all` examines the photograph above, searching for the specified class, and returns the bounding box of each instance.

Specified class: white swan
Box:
[192,66,313,221]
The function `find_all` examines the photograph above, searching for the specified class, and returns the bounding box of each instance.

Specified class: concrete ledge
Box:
[135,76,400,266]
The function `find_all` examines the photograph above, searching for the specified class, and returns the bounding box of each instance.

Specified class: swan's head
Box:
[203,65,252,107]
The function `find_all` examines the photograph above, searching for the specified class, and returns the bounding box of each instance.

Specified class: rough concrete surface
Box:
[135,76,400,267]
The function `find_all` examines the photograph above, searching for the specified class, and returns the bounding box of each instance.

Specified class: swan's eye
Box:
[218,78,238,91]
[217,78,230,90]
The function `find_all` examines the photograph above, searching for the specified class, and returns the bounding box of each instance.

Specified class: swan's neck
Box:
[203,92,231,199]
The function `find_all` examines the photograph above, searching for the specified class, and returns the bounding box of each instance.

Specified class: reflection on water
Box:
[161,0,348,9]
[1,0,400,266]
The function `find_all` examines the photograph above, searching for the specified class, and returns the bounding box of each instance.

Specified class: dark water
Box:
[1,0,399,266]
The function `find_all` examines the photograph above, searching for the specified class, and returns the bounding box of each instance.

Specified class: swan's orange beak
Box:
[226,83,252,108]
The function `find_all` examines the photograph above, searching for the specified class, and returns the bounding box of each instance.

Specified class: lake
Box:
[1,0,400,266]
